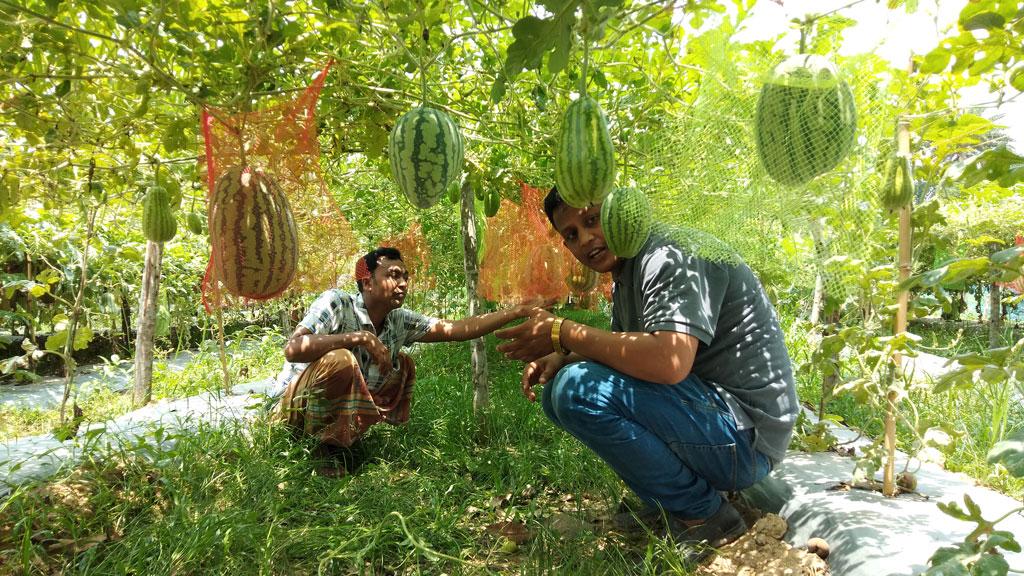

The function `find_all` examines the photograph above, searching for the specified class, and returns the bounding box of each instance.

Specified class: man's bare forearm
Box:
[424,307,525,342]
[559,320,696,385]
[284,331,370,362]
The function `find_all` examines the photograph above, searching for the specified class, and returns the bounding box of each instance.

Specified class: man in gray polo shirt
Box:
[496,187,798,562]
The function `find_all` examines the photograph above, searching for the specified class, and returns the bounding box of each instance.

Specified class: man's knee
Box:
[319,348,358,371]
[544,362,604,425]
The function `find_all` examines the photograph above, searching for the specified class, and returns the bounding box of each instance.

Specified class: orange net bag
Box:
[478,182,566,305]
[199,62,358,311]
[478,182,610,306]
[386,221,435,294]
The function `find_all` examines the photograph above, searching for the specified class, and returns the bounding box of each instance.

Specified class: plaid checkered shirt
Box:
[271,289,438,397]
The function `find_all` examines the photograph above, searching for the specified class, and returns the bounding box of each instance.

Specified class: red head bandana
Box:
[354,257,371,282]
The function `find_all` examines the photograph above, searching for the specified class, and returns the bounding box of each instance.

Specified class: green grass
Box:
[5,306,1022,573]
[0,311,699,575]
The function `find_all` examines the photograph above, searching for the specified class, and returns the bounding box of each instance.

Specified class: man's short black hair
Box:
[358,246,403,292]
[543,186,566,227]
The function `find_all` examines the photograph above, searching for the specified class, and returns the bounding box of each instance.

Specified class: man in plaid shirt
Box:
[274,247,534,472]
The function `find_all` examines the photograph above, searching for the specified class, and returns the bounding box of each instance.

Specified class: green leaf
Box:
[503,16,554,78]
[970,553,1008,576]
[54,79,71,98]
[28,282,49,298]
[963,494,982,519]
[919,257,991,288]
[920,49,952,74]
[45,329,67,352]
[950,143,1024,186]
[1010,66,1024,93]
[938,500,973,522]
[934,368,974,394]
[982,531,1021,554]
[162,119,192,154]
[968,49,1002,75]
[988,429,1024,476]
[73,325,92,351]
[37,268,62,285]
[490,73,507,103]
[961,11,1005,31]
[547,16,573,75]
[990,245,1024,268]
[926,543,974,575]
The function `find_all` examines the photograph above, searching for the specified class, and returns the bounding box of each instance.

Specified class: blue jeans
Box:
[542,361,772,519]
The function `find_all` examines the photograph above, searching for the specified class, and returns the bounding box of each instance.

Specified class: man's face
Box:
[551,203,622,274]
[363,257,409,309]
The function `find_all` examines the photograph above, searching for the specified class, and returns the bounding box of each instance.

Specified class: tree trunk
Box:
[133,240,163,407]
[459,179,488,412]
[988,282,1002,348]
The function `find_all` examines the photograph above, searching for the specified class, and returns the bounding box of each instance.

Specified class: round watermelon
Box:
[755,54,857,186]
[389,106,464,209]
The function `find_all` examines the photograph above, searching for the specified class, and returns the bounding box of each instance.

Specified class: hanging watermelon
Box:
[388,106,465,209]
[755,54,857,186]
[209,166,298,299]
[555,96,616,208]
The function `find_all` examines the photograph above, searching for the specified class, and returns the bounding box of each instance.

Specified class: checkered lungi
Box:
[276,349,415,447]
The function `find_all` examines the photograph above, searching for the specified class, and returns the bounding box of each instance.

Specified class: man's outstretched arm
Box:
[418,304,537,343]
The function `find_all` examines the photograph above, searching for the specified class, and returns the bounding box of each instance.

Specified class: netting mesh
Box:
[635,32,907,299]
[386,221,434,294]
[200,62,358,311]
[478,182,610,305]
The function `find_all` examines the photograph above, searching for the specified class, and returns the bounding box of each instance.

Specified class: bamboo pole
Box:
[885,112,913,497]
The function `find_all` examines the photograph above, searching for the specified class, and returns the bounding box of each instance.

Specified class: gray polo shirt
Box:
[610,232,798,464]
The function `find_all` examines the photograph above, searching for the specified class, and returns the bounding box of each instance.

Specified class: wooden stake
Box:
[215,282,231,392]
[885,112,913,497]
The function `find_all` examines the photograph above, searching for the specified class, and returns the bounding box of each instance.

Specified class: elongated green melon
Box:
[555,96,616,208]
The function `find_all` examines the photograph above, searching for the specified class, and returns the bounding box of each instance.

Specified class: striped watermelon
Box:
[209,166,298,299]
[555,96,616,208]
[389,106,464,209]
[600,187,651,258]
[142,186,177,243]
[755,55,857,187]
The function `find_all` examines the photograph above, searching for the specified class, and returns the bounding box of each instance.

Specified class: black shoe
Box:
[665,500,747,564]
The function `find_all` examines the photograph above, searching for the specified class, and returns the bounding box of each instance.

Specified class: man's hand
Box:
[361,331,392,377]
[521,352,569,402]
[494,309,557,362]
